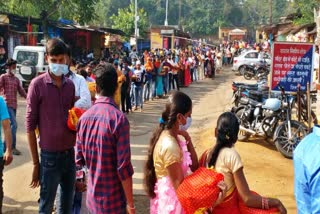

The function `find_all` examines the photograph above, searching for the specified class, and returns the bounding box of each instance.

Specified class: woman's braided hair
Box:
[208,112,240,168]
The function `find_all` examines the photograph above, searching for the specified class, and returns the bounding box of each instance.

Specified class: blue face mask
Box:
[49,63,69,76]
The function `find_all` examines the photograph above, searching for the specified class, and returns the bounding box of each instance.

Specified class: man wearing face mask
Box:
[0,58,27,155]
[26,38,76,213]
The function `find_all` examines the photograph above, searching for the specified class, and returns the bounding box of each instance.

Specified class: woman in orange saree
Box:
[199,112,287,214]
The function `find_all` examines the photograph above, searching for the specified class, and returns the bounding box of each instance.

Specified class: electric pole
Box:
[178,0,182,28]
[269,0,272,25]
[135,0,138,38]
[164,0,168,26]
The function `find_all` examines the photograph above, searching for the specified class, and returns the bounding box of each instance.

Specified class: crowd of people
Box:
[71,46,226,114]
[0,37,317,214]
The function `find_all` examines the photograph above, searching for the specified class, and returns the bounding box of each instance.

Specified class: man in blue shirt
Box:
[294,125,320,213]
[0,96,13,212]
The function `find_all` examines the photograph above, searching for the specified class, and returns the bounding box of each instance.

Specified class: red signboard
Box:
[271,42,314,92]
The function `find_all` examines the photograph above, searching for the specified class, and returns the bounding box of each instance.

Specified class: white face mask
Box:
[49,63,69,77]
[179,116,192,131]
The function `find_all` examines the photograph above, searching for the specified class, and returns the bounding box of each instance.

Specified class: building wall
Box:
[219,27,247,40]
[151,31,162,49]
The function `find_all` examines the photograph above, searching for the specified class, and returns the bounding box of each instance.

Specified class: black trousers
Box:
[169,73,180,91]
[121,89,132,112]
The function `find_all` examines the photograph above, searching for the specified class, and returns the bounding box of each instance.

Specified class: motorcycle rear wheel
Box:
[243,71,253,80]
[274,120,307,159]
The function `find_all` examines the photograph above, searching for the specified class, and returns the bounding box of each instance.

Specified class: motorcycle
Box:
[233,97,282,142]
[231,78,269,107]
[273,86,308,159]
[243,62,270,80]
[232,82,318,125]
[233,85,307,158]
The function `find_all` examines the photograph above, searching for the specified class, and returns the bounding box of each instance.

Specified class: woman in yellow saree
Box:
[199,112,287,214]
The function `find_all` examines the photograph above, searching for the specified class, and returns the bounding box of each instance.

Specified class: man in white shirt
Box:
[66,48,91,110]
[132,60,145,111]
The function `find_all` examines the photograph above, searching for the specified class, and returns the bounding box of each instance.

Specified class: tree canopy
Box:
[1,0,98,25]
[1,0,319,39]
[110,3,148,40]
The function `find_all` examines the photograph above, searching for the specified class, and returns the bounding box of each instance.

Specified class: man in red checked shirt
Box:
[76,63,135,214]
[0,58,27,155]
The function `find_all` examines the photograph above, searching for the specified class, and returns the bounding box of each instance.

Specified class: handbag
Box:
[176,167,224,214]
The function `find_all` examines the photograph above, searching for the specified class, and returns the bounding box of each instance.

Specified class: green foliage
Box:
[110,3,148,41]
[1,0,98,24]
[2,0,317,38]
[291,0,320,25]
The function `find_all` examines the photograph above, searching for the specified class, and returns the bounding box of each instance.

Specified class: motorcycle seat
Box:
[233,82,258,87]
[239,86,259,91]
[249,91,265,96]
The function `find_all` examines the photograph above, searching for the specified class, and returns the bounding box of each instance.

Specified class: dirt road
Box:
[3,68,296,213]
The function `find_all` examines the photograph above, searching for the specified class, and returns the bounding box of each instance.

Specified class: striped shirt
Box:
[0,72,27,109]
[76,96,134,214]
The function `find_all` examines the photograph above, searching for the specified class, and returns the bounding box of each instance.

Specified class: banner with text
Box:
[271,42,314,92]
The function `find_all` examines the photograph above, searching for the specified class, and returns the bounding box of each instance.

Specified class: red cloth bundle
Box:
[67,107,86,131]
[176,167,224,214]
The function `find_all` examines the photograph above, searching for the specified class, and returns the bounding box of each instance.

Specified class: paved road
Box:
[1,68,256,213]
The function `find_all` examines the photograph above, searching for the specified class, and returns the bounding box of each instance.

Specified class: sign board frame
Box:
[160,29,174,35]
[270,42,315,92]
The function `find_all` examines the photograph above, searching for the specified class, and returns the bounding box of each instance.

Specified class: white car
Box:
[12,46,48,89]
[233,50,271,74]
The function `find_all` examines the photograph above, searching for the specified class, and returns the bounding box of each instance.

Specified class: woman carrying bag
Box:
[199,112,287,214]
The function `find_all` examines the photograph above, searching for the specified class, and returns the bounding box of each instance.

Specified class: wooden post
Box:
[307,82,312,131]
[297,84,301,122]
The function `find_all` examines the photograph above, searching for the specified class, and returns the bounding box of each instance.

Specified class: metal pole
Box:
[164,0,168,26]
[134,0,138,52]
[135,0,137,38]
[269,0,273,25]
[178,0,182,27]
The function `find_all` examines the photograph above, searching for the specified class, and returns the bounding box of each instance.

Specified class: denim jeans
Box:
[193,68,198,82]
[39,148,76,214]
[134,85,143,108]
[6,107,17,149]
[130,83,135,107]
[144,80,152,101]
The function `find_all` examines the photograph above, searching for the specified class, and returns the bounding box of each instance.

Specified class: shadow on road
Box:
[3,196,38,214]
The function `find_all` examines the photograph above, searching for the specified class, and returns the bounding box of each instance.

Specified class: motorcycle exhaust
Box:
[240,125,256,135]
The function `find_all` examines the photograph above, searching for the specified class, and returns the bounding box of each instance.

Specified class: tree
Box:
[110,3,149,41]
[291,0,320,24]
[1,0,99,38]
